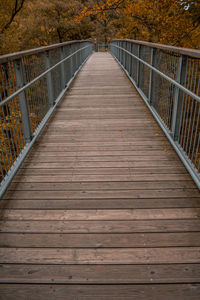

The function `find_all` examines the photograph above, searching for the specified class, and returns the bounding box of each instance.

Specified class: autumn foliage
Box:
[0,0,199,55]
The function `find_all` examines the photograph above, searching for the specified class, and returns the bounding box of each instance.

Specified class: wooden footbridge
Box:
[0,41,200,299]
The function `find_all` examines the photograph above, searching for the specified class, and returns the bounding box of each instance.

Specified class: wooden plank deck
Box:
[0,52,200,299]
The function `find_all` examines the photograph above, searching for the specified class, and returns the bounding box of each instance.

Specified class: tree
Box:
[0,0,199,55]
[0,0,94,54]
[76,0,200,48]
[0,0,26,34]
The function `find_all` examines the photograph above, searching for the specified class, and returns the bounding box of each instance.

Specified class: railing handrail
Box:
[0,40,94,198]
[112,39,200,59]
[110,40,200,189]
[112,44,200,103]
[0,40,92,63]
[0,44,91,107]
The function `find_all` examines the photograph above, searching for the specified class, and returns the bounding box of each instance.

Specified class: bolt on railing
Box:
[0,40,94,197]
[110,40,200,189]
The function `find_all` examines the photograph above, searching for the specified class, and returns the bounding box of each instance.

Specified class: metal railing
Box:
[0,40,93,197]
[110,40,200,189]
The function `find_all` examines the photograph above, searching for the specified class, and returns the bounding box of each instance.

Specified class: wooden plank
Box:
[52,116,159,120]
[39,134,167,140]
[11,175,192,183]
[54,108,151,112]
[1,198,200,210]
[27,150,175,157]
[16,167,188,176]
[8,181,195,190]
[4,189,199,199]
[0,247,200,264]
[38,136,168,142]
[1,232,200,248]
[25,155,179,163]
[20,161,184,169]
[33,141,170,146]
[0,264,200,284]
[1,220,200,233]
[0,284,200,300]
[2,208,200,221]
[31,145,173,151]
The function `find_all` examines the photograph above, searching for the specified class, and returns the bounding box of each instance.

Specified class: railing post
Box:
[149,48,157,104]
[75,44,78,71]
[136,45,141,87]
[171,55,188,140]
[80,43,83,64]
[117,41,119,60]
[77,42,81,67]
[121,42,124,65]
[14,59,32,143]
[123,42,126,67]
[120,41,123,64]
[45,50,54,107]
[72,44,76,75]
[60,46,66,89]
[126,42,129,72]
[68,44,73,80]
[129,43,133,76]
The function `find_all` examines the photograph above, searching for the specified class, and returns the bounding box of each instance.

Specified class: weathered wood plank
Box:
[9,181,195,190]
[32,141,171,146]
[20,161,184,169]
[25,155,179,163]
[0,284,200,300]
[1,247,200,264]
[16,167,188,176]
[1,233,200,248]
[26,150,174,156]
[4,189,199,199]
[2,208,200,221]
[1,220,200,233]
[1,198,200,210]
[31,145,173,151]
[0,264,200,284]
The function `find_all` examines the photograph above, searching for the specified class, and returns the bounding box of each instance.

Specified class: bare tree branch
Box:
[1,0,26,34]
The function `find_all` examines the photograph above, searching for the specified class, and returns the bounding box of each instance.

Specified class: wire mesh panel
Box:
[0,40,93,195]
[139,45,151,98]
[179,58,200,172]
[49,48,62,100]
[0,61,25,182]
[130,43,139,82]
[21,53,49,132]
[110,39,200,188]
[152,72,175,128]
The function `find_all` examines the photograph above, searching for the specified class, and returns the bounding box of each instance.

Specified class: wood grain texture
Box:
[0,284,200,300]
[1,52,200,299]
[1,219,200,233]
[1,232,200,248]
[2,208,200,221]
[1,247,200,264]
[0,264,200,283]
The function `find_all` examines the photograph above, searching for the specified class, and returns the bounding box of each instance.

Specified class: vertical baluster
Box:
[170,55,188,140]
[149,48,157,104]
[60,46,66,90]
[68,44,73,81]
[45,50,54,107]
[136,45,141,87]
[14,59,32,143]
[129,43,133,78]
